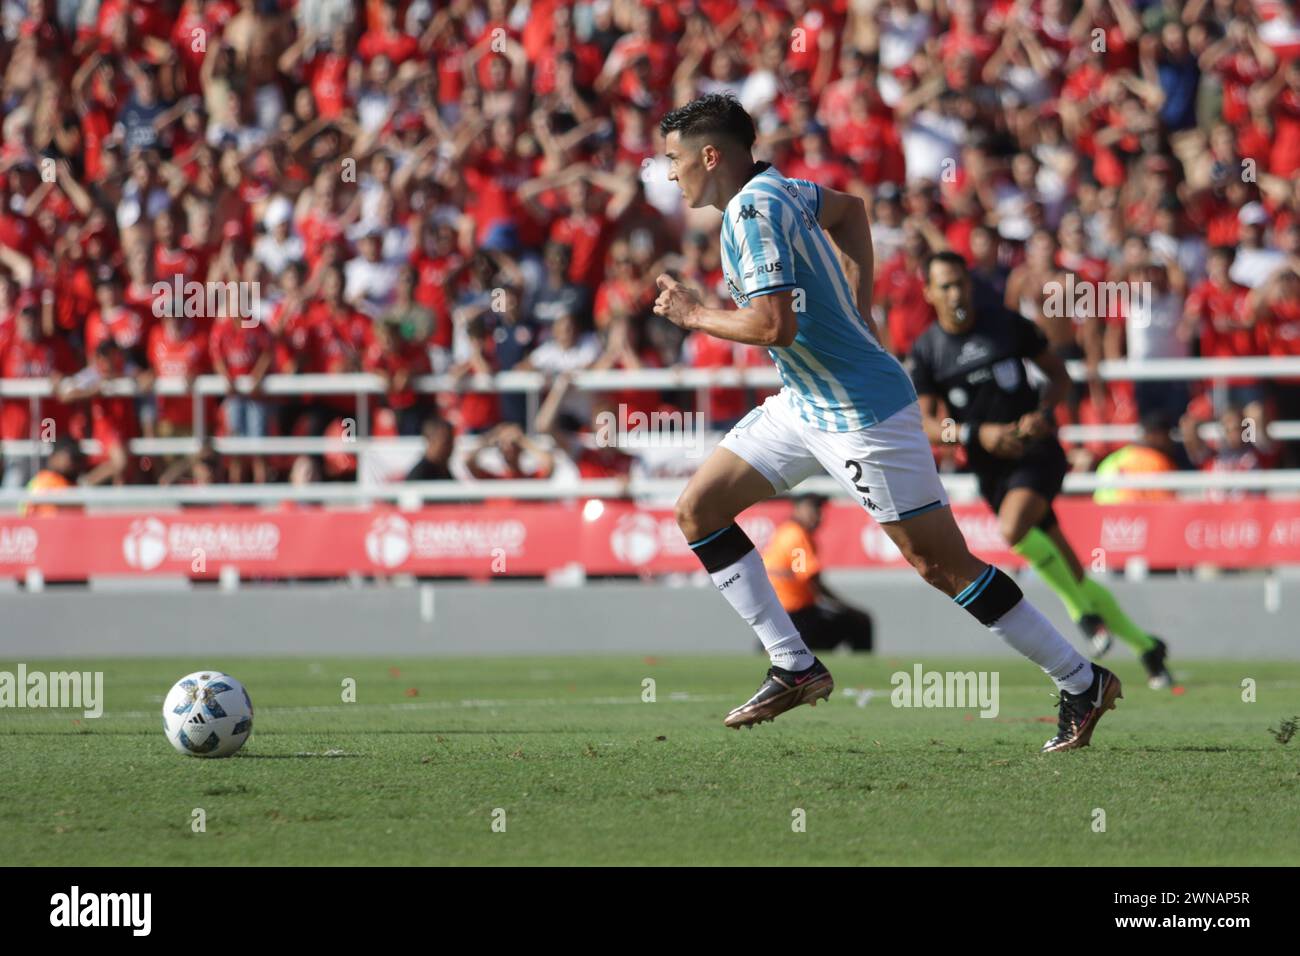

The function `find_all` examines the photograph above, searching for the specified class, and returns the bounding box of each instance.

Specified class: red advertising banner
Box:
[2,499,1300,581]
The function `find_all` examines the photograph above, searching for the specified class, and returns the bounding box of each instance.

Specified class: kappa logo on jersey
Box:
[737,204,760,221]
[957,340,990,365]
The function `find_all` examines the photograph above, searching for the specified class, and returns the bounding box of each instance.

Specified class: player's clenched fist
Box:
[653,274,703,329]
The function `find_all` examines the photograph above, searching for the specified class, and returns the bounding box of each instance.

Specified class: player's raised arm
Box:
[816,186,881,341]
[652,274,797,347]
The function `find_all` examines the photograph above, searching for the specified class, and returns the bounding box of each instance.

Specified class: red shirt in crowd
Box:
[307,52,350,119]
[210,315,273,378]
[85,304,148,358]
[1260,298,1300,382]
[1187,278,1256,384]
[358,27,418,65]
[1,336,71,440]
[362,339,431,410]
[1271,87,1300,178]
[550,211,608,290]
[148,322,209,428]
[295,302,355,372]
[876,254,933,358]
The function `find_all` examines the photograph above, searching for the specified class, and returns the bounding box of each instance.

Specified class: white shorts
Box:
[718,391,949,523]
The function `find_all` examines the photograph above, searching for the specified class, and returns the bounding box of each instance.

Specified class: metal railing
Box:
[2,469,1300,512]
[4,357,1300,505]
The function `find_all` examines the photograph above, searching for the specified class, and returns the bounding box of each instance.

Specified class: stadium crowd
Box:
[2,0,1300,488]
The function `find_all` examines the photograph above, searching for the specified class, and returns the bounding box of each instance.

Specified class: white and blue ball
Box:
[162,671,254,758]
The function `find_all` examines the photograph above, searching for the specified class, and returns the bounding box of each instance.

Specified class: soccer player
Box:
[909,251,1174,689]
[653,94,1120,752]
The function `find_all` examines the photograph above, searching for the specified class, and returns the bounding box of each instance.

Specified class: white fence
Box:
[3,463,1300,510]
[4,357,1300,505]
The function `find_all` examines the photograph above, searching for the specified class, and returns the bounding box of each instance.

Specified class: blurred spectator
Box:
[365,317,433,435]
[870,183,906,265]
[518,309,600,423]
[466,421,553,480]
[1181,405,1274,488]
[1253,267,1300,464]
[210,309,274,484]
[21,437,84,517]
[2,304,72,452]
[592,238,652,332]
[1185,246,1263,418]
[1230,203,1287,287]
[56,341,137,486]
[529,241,589,327]
[147,313,209,437]
[535,384,634,482]
[406,416,455,481]
[1107,251,1190,420]
[1093,412,1184,504]
[381,265,435,348]
[448,313,501,435]
[592,313,663,419]
[159,440,224,486]
[345,227,400,318]
[874,220,932,358]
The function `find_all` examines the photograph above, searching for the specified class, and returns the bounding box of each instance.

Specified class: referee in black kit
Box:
[907,252,1173,688]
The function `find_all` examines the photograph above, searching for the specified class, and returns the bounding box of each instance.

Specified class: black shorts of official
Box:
[788,602,874,652]
[973,438,1069,531]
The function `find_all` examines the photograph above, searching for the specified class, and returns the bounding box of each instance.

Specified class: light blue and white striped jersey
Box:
[719,163,916,432]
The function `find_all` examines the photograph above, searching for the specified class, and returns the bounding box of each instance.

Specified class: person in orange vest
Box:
[761,494,874,652]
[1093,412,1183,504]
[21,437,84,516]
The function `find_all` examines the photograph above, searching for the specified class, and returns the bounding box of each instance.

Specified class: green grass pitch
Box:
[1,656,1297,865]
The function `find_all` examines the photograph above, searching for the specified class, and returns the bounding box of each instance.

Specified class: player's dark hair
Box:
[659,94,756,151]
[923,250,968,284]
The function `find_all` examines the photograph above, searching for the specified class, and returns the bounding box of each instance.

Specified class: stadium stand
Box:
[2,0,1300,500]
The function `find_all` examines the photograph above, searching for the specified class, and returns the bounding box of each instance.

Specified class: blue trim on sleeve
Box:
[743,281,799,300]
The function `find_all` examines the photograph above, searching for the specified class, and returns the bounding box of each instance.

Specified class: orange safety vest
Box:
[761,520,820,612]
[21,470,73,517]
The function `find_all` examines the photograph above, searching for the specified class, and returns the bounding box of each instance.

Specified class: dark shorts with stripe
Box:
[973,438,1069,527]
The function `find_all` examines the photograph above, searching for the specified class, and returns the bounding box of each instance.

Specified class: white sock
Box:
[989,599,1093,694]
[709,548,812,671]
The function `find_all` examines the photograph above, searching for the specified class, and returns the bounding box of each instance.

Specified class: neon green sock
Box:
[1012,527,1093,622]
[1078,577,1158,654]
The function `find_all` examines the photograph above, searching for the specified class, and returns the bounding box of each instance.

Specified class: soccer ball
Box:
[162,671,254,758]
